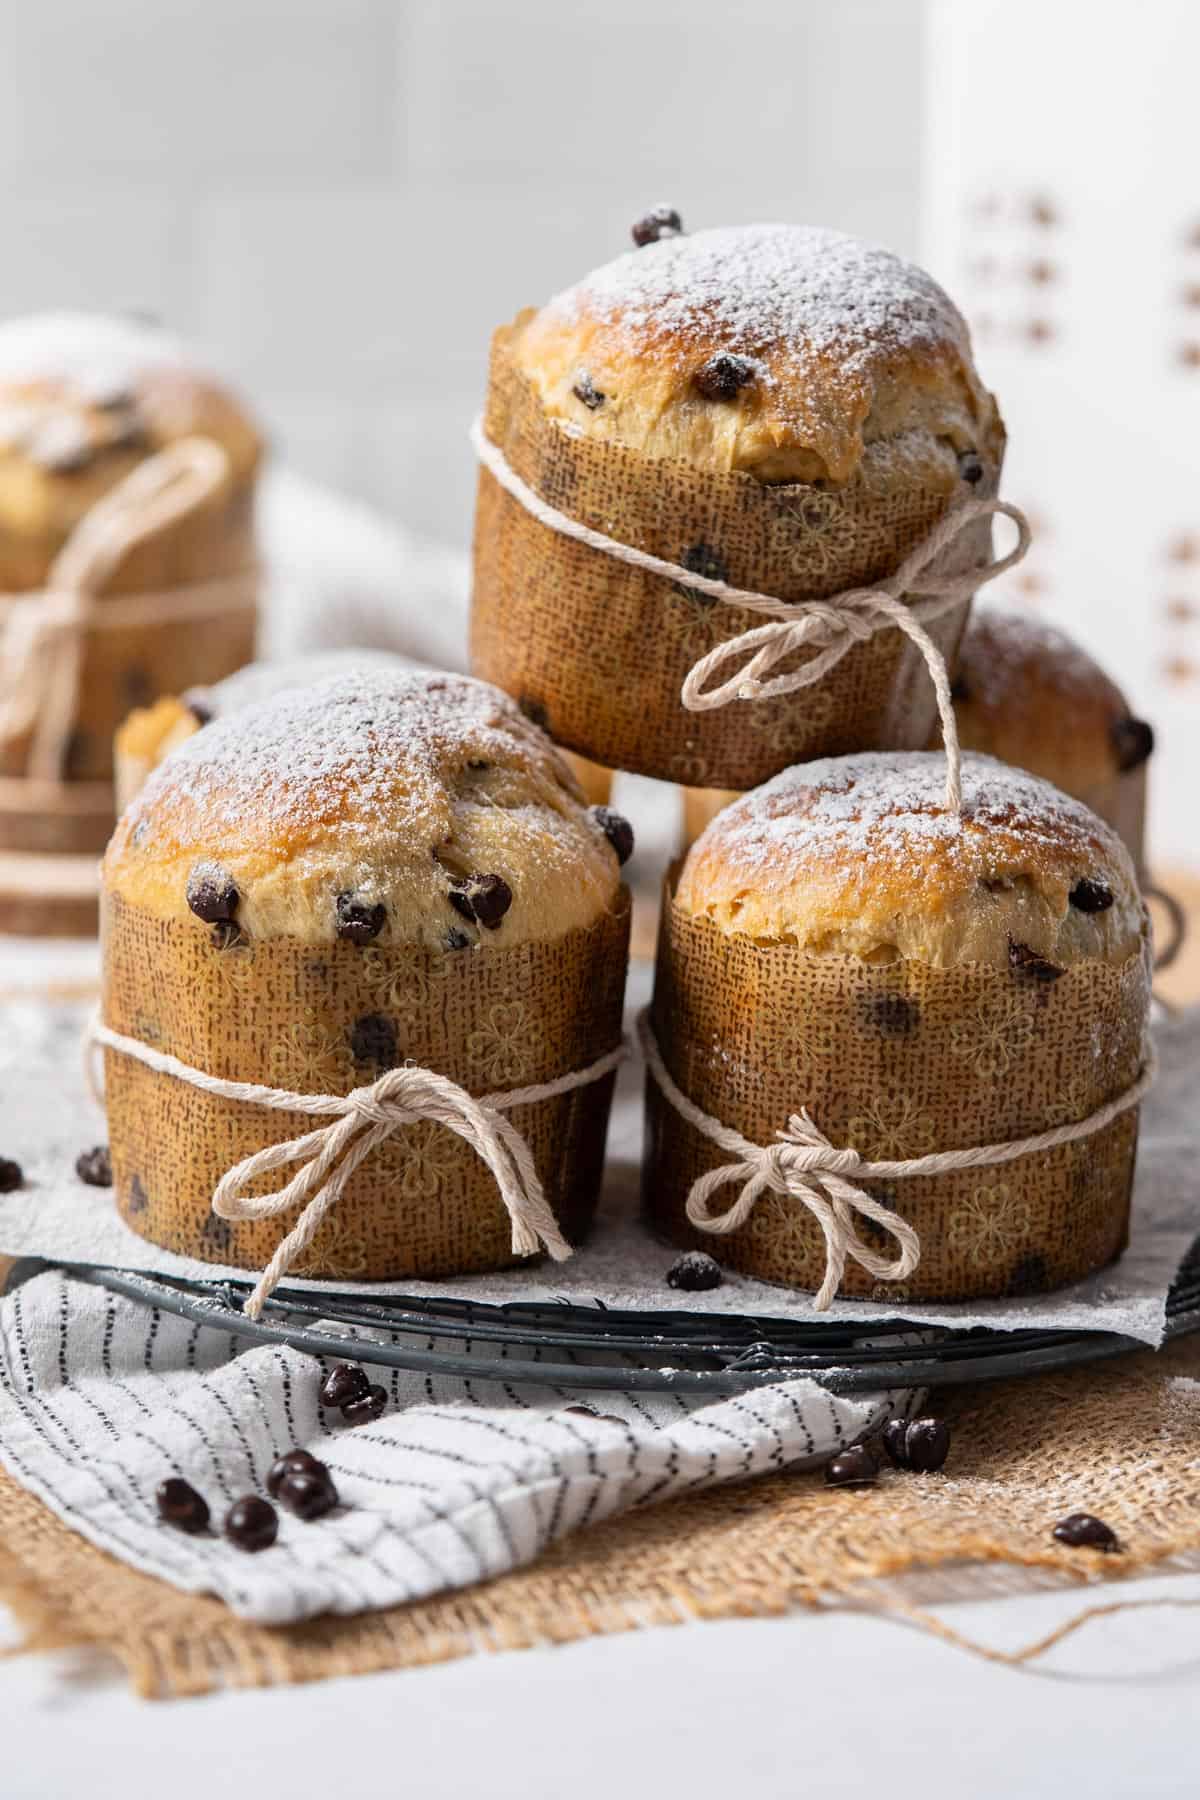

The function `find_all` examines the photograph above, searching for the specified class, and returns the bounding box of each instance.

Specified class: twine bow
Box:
[686,1109,921,1311]
[88,1016,627,1320]
[0,436,238,781]
[471,418,1032,815]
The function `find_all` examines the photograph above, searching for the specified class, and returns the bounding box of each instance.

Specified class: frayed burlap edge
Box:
[3,1333,1200,1698]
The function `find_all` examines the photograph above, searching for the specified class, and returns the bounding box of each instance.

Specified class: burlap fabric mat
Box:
[3,1329,1199,1698]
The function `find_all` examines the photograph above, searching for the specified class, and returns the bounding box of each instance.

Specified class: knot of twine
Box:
[637,1012,1156,1312]
[472,418,1031,815]
[0,437,256,782]
[88,1016,627,1320]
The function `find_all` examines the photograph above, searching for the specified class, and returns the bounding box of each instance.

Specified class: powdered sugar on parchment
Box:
[548,224,969,371]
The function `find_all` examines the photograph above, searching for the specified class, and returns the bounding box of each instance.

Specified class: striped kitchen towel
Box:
[0,1267,915,1624]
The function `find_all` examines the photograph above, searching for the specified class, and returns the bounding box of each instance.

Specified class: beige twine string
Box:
[637,1011,1157,1310]
[471,417,1032,815]
[88,1015,628,1320]
[0,437,257,783]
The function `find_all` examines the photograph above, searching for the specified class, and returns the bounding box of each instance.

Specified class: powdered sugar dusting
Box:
[123,667,574,852]
[699,750,1126,884]
[549,224,968,371]
[0,312,209,398]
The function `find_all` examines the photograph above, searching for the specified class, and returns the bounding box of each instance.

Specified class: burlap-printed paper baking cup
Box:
[471,325,1008,790]
[643,886,1152,1302]
[0,439,257,854]
[101,888,630,1282]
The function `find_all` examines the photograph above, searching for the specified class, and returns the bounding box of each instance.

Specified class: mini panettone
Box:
[945,611,1154,871]
[473,219,1016,789]
[99,667,632,1292]
[644,751,1152,1303]
[113,647,412,812]
[0,312,263,855]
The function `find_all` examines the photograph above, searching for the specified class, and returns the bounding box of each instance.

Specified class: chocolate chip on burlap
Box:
[824,1446,878,1488]
[1052,1512,1120,1553]
[882,1417,951,1473]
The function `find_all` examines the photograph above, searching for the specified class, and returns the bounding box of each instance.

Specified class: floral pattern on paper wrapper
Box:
[269,1008,353,1093]
[950,1182,1033,1268]
[360,953,447,1031]
[947,993,1037,1078]
[466,1002,536,1088]
[396,1119,456,1199]
[292,1219,370,1282]
[846,1094,936,1162]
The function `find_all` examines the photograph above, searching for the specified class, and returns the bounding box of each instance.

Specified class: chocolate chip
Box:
[694,353,756,402]
[448,873,513,930]
[905,1421,950,1473]
[1008,939,1065,983]
[1052,1512,1120,1553]
[1007,1252,1050,1297]
[518,694,550,730]
[182,693,214,727]
[75,1145,112,1187]
[881,1419,910,1468]
[320,1363,370,1410]
[1111,716,1154,773]
[342,1384,388,1426]
[572,371,605,410]
[186,865,238,924]
[862,994,921,1039]
[665,1251,723,1292]
[335,892,387,945]
[444,926,473,951]
[1069,878,1114,914]
[679,542,729,588]
[958,449,985,484]
[278,1467,339,1520]
[156,1477,210,1534]
[824,1445,878,1488]
[885,1417,951,1474]
[127,1173,149,1214]
[0,1157,24,1192]
[349,1013,398,1069]
[267,1448,326,1498]
[631,205,683,246]
[589,805,635,866]
[224,1494,278,1552]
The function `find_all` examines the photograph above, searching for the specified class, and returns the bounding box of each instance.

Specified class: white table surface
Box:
[2,1570,1199,1799]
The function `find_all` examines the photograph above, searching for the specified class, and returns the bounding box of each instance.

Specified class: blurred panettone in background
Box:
[0,313,264,895]
[946,611,1154,873]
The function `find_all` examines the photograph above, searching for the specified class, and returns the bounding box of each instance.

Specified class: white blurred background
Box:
[0,0,1195,864]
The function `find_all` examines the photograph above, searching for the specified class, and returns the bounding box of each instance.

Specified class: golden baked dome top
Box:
[105,667,628,948]
[515,222,1000,484]
[950,611,1153,797]
[0,312,262,481]
[675,750,1143,971]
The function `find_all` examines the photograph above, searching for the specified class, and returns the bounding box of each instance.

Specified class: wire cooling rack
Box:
[10,1245,1200,1395]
